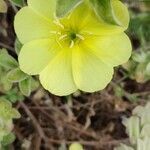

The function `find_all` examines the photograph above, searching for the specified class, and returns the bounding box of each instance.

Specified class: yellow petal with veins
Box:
[27,0,56,19]
[19,39,60,75]
[40,49,77,96]
[14,7,54,44]
[72,45,114,92]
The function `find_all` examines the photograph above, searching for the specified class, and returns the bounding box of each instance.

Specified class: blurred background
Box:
[0,0,150,150]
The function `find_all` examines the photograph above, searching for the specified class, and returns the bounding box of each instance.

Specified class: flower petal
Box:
[40,49,77,96]
[83,33,132,67]
[67,1,129,36]
[19,39,60,75]
[14,7,54,44]
[27,0,56,19]
[72,46,114,92]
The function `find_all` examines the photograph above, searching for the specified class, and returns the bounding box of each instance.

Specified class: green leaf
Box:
[132,52,146,63]
[0,67,13,92]
[1,145,10,150]
[122,116,140,144]
[56,0,83,18]
[114,86,124,98]
[11,0,24,7]
[141,124,150,138]
[19,77,31,96]
[7,68,28,82]
[15,38,22,55]
[0,0,7,13]
[0,98,20,119]
[1,133,15,146]
[4,88,24,103]
[0,49,18,69]
[89,0,121,25]
[1,76,13,91]
[135,63,147,83]
[128,12,150,43]
[30,77,39,92]
[137,137,150,150]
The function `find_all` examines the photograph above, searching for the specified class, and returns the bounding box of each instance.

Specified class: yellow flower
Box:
[14,0,132,96]
[69,142,83,150]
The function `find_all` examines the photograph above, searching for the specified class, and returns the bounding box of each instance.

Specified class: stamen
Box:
[53,20,64,29]
[76,34,85,40]
[50,31,61,35]
[59,34,67,41]
[82,31,93,35]
[70,40,74,48]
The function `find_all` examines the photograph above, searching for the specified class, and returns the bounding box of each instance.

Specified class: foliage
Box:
[0,98,20,149]
[56,0,128,26]
[89,0,127,26]
[129,12,150,44]
[123,50,150,83]
[115,102,150,150]
[123,10,150,83]
[11,0,25,7]
[0,49,39,97]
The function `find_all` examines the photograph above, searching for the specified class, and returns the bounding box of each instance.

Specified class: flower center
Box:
[51,19,85,48]
[69,32,77,40]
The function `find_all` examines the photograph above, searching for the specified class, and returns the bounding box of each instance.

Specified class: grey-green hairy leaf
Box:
[146,62,150,75]
[7,68,28,82]
[30,77,39,92]
[4,88,24,103]
[122,116,140,144]
[56,0,83,18]
[114,144,134,150]
[0,75,13,91]
[89,0,120,25]
[1,133,15,146]
[0,49,18,69]
[137,137,150,150]
[140,124,150,138]
[19,77,31,96]
[129,12,150,43]
[114,102,150,150]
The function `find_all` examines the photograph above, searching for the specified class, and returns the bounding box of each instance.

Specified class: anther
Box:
[76,34,85,40]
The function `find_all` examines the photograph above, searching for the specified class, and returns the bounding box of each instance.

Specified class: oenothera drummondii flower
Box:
[14,0,132,96]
